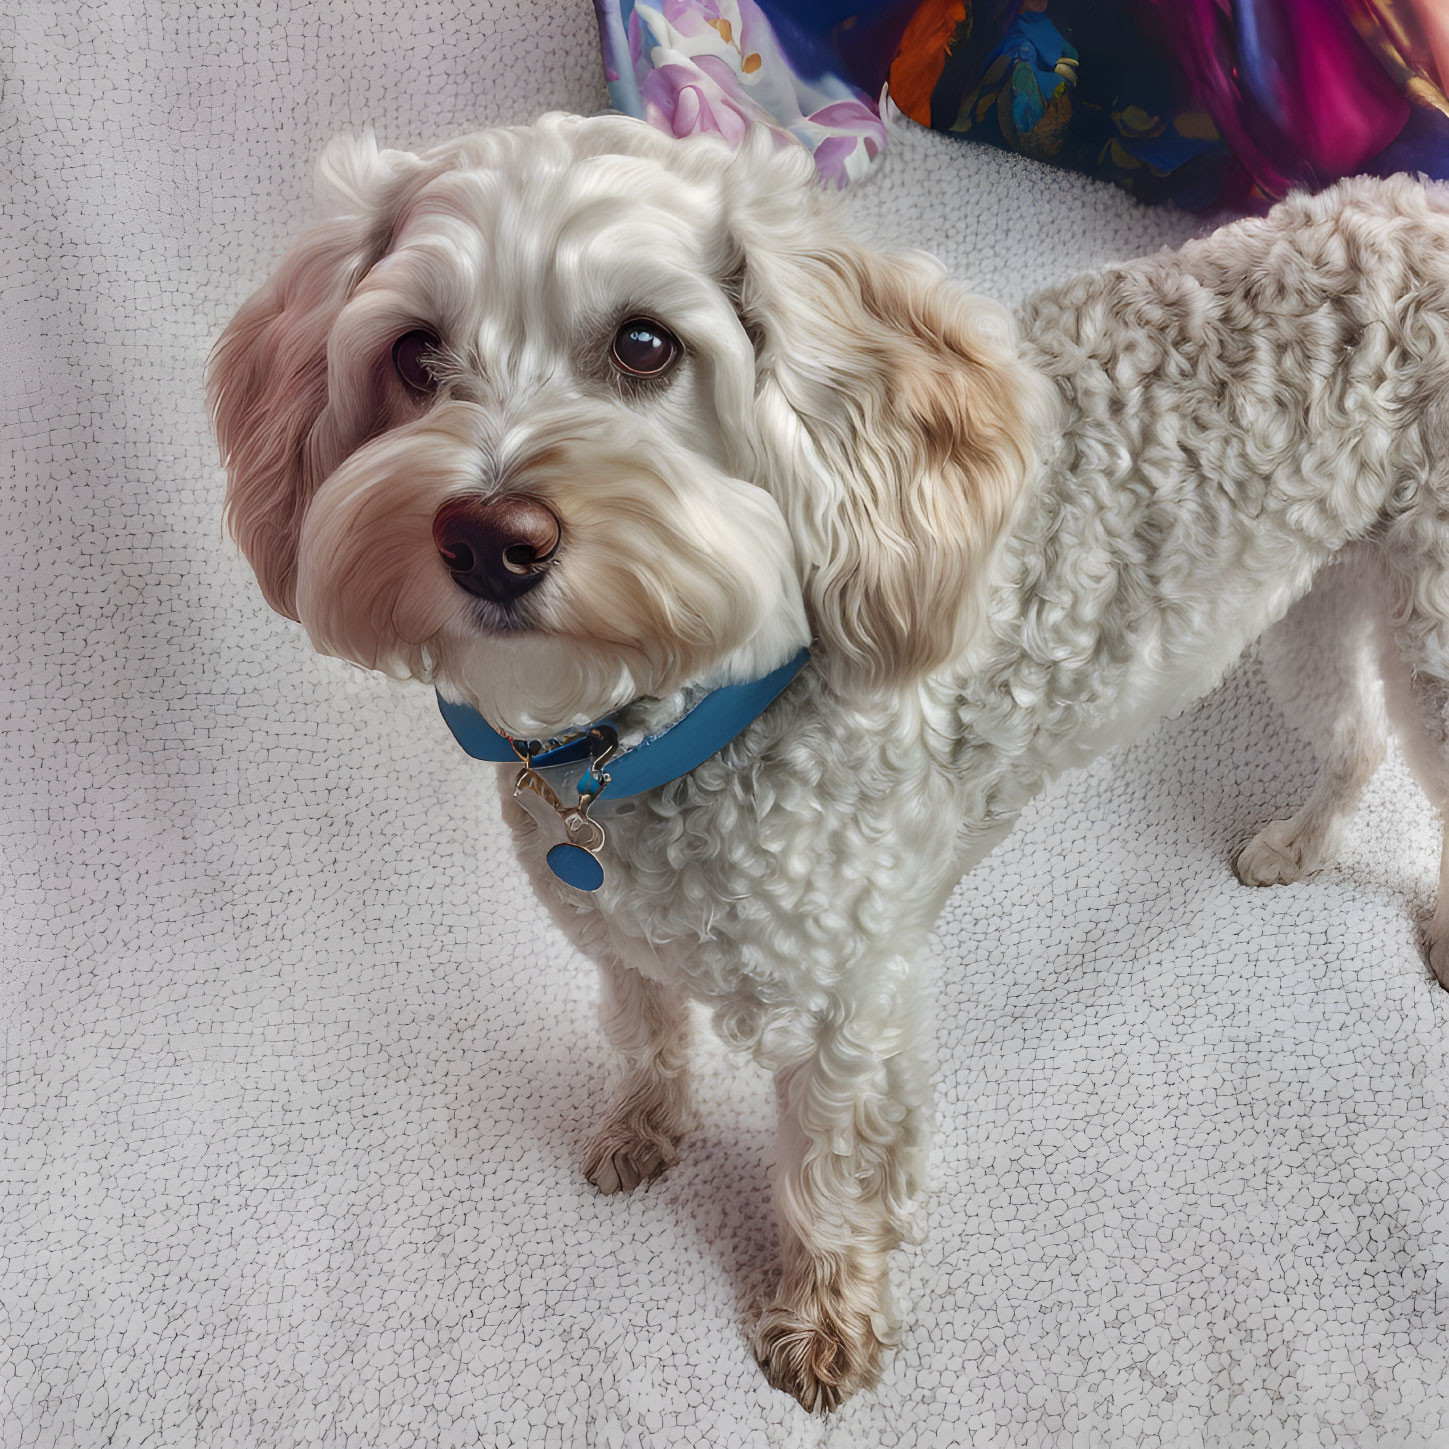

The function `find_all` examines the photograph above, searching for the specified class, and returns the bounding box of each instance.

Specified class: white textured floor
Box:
[4,3,1449,1446]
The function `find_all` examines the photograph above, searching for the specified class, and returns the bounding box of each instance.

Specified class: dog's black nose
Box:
[432,495,561,604]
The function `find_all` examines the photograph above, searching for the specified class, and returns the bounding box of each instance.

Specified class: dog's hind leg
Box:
[582,953,696,1193]
[1372,558,1449,988]
[1387,666,1449,988]
[1236,549,1389,887]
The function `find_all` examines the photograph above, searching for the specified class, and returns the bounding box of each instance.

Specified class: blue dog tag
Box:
[547,843,605,892]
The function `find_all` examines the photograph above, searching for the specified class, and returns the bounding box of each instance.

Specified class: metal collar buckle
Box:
[513,726,619,892]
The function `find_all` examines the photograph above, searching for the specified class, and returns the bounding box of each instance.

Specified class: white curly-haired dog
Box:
[210,111,1449,1409]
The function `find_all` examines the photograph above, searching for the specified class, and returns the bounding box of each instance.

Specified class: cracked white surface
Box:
[4,2,1449,1445]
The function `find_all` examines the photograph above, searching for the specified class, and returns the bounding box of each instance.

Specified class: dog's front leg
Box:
[583,954,695,1194]
[503,793,696,1188]
[751,968,931,1412]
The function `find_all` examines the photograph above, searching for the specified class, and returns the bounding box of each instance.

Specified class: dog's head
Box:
[209,112,1051,734]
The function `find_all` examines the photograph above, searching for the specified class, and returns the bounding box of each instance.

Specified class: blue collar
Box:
[435,648,811,890]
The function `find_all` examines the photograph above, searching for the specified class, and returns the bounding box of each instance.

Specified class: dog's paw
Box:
[751,1292,888,1413]
[1425,923,1449,992]
[582,1098,687,1195]
[1235,818,1323,887]
[583,1130,676,1195]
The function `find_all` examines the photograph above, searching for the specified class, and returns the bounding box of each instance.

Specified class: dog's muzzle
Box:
[432,494,561,604]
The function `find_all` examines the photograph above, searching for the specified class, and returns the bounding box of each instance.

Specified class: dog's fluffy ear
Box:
[207,137,432,619]
[727,139,1055,683]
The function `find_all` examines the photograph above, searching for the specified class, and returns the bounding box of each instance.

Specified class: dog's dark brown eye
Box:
[393,329,440,392]
[610,319,680,378]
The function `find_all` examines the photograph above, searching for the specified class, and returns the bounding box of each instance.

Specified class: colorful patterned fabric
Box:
[595,0,1449,207]
[595,1,889,185]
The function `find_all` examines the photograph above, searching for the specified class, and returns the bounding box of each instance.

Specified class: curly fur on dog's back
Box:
[959,176,1449,797]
